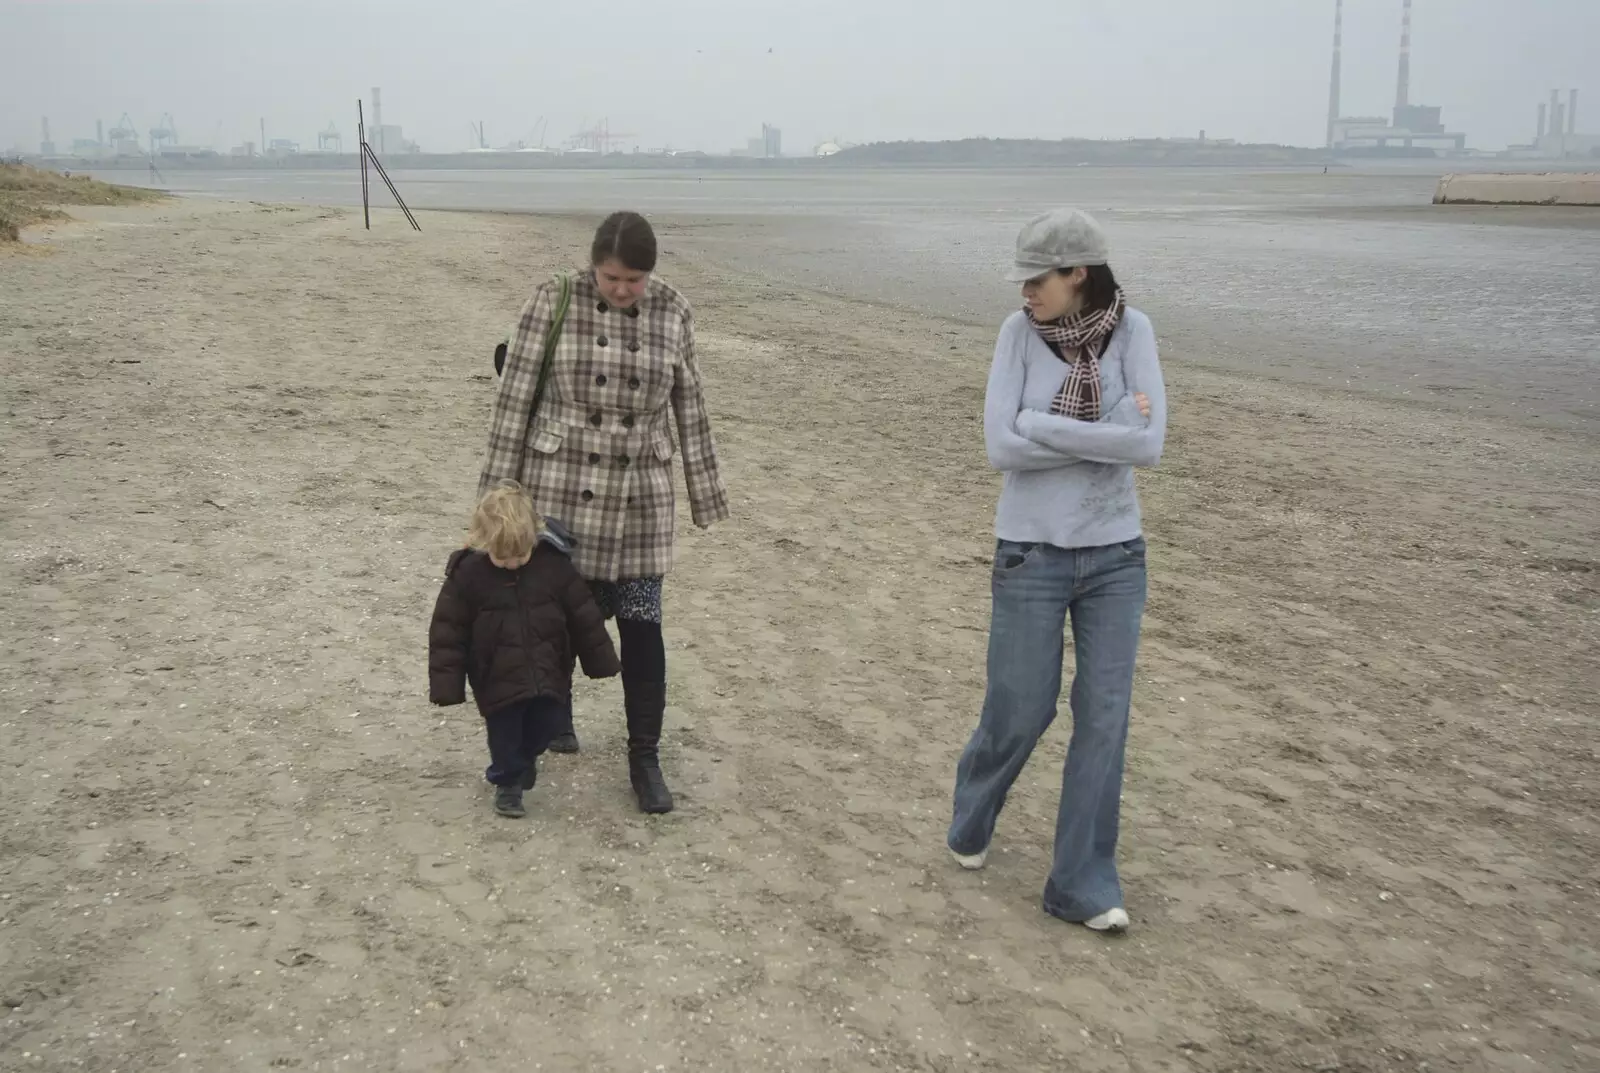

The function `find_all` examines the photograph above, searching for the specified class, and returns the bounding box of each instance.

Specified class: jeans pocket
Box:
[994,540,1041,572]
[1119,536,1147,560]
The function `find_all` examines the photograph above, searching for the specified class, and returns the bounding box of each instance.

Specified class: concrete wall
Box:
[1433,172,1600,206]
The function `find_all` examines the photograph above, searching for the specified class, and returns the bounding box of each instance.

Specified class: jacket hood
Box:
[539,517,578,556]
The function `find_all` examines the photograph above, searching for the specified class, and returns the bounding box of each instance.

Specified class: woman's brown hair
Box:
[590,211,657,273]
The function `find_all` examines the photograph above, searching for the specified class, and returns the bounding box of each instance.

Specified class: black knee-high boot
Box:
[624,677,673,813]
[619,619,672,814]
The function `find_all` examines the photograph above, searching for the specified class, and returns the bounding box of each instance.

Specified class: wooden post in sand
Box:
[356,100,421,232]
[357,101,371,230]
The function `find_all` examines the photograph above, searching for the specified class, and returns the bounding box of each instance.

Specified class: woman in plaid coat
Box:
[479,211,729,813]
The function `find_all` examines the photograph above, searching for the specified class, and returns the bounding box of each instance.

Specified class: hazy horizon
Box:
[3,0,1596,156]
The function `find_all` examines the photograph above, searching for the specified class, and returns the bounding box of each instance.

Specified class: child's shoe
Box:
[494,784,526,819]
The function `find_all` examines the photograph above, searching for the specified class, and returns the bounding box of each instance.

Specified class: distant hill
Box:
[831,137,1332,167]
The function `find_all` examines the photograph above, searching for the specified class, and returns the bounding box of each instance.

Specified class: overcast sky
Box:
[3,0,1595,155]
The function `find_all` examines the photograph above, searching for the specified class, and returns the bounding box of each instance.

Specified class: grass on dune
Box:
[0,163,165,242]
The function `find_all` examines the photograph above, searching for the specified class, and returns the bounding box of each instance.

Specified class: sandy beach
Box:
[2,198,1597,1072]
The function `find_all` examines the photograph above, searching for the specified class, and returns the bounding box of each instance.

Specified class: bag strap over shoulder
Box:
[493,272,571,378]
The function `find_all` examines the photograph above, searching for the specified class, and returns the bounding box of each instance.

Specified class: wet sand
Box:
[88,164,1600,431]
[1,199,1597,1072]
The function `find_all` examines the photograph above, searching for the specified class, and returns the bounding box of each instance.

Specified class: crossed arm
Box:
[984,315,1168,472]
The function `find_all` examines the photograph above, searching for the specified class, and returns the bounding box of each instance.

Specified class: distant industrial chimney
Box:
[1537,102,1548,141]
[1550,90,1564,145]
[1570,89,1579,135]
[97,118,104,146]
[1394,0,1412,110]
[1326,0,1343,149]
[371,87,384,153]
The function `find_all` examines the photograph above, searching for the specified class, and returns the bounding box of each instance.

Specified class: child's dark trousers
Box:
[483,697,567,786]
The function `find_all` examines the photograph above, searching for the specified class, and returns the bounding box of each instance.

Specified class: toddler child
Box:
[429,481,620,818]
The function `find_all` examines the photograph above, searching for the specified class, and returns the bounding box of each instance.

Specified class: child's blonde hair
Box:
[467,481,542,562]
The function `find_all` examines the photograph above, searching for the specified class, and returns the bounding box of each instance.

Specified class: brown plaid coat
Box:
[479,270,729,581]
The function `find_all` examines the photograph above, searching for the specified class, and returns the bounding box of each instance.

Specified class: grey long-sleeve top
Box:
[983,306,1167,549]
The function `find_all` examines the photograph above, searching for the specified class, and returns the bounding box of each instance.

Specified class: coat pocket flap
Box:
[530,427,565,454]
[652,436,674,462]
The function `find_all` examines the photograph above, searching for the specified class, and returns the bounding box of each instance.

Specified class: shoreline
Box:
[415,202,1600,435]
[2,198,1596,1072]
[57,174,1600,435]
[32,153,1600,175]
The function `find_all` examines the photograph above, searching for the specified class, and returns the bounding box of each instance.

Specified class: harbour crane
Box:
[148,113,177,155]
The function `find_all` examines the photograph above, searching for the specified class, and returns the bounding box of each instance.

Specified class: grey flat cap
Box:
[1004,208,1110,282]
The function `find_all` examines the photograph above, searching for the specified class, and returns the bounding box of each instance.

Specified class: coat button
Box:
[596,374,608,386]
[628,341,640,353]
[618,455,631,467]
[629,377,641,389]
[597,335,609,347]
[588,452,601,464]
[622,415,635,429]
[627,307,640,319]
[589,411,603,427]
[597,301,609,313]
[581,490,594,502]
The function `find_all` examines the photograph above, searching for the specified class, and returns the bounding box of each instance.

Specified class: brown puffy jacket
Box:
[428,538,620,716]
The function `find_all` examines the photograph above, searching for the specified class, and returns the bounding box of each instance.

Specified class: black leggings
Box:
[617,618,665,683]
[557,618,662,734]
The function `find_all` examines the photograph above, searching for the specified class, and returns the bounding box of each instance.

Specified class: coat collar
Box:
[580,268,665,319]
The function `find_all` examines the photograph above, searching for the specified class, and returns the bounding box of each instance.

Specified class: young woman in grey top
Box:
[948,209,1167,935]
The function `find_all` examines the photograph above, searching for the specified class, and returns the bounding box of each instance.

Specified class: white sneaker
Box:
[951,847,989,870]
[1083,907,1130,934]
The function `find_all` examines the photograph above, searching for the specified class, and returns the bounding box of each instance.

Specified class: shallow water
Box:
[97,165,1600,429]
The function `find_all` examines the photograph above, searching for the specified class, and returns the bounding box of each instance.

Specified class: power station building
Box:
[1325,0,1467,154]
[1519,88,1598,159]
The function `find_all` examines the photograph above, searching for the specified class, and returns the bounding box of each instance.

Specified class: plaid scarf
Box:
[1026,289,1126,421]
